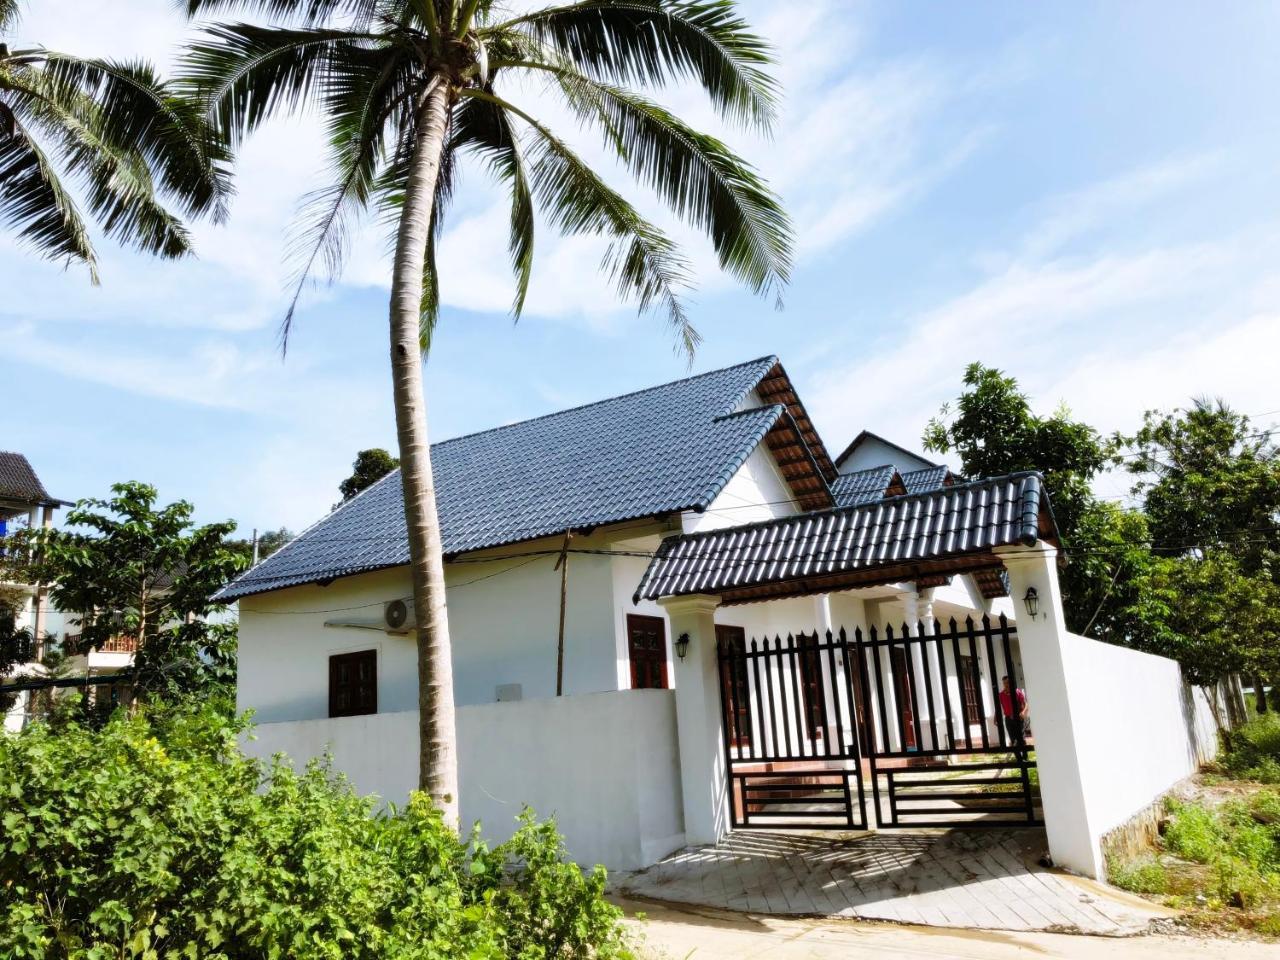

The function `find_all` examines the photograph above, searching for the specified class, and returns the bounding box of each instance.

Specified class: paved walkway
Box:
[617,829,1172,935]
[617,895,1266,960]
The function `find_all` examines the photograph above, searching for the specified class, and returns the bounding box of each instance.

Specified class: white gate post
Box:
[658,594,729,846]
[995,545,1104,878]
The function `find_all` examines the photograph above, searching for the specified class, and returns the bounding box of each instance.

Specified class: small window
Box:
[329,650,377,718]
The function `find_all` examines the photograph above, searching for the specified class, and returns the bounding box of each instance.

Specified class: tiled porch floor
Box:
[616,829,1171,935]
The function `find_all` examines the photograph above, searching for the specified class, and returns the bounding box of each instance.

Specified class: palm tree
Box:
[180,0,793,826]
[0,1,228,280]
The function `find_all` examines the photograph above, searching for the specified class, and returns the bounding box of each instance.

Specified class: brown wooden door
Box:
[329,650,377,717]
[890,647,917,750]
[627,614,669,690]
[959,654,982,725]
[797,634,825,742]
[716,625,752,747]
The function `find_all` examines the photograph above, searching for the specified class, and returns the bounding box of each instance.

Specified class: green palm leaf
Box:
[493,0,778,128]
[0,114,98,278]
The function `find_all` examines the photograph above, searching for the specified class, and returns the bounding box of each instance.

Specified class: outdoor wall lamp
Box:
[1023,587,1040,620]
[675,632,691,661]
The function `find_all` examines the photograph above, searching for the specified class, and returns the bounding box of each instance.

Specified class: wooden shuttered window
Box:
[329,650,377,718]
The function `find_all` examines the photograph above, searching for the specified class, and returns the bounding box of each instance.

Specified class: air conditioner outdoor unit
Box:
[383,598,416,633]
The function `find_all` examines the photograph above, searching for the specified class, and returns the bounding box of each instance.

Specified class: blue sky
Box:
[5,1,1280,534]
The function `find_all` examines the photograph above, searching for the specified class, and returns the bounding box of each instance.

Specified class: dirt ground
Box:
[616,895,1280,960]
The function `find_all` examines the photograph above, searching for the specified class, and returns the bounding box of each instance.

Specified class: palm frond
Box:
[180,23,376,147]
[494,0,777,128]
[179,0,385,27]
[520,63,790,300]
[0,115,99,279]
[279,44,418,350]
[39,54,233,222]
[451,94,533,317]
[6,66,193,260]
[461,88,699,358]
[0,0,20,33]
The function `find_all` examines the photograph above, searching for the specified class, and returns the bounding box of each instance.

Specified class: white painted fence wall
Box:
[242,689,683,871]
[1059,632,1223,855]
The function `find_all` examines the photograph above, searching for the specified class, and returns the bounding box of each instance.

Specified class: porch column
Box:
[31,504,53,659]
[908,586,948,749]
[996,545,1103,878]
[658,594,729,846]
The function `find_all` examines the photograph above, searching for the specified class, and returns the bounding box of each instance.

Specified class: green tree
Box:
[226,525,294,564]
[181,0,792,822]
[923,362,1132,636]
[1122,400,1280,700]
[0,1,227,277]
[340,448,399,501]
[32,482,248,698]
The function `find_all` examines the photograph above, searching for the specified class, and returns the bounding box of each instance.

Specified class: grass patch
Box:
[1108,785,1280,937]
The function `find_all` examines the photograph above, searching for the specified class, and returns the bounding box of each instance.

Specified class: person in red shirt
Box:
[999,675,1029,751]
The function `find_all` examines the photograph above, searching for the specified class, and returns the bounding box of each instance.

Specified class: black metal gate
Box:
[717,615,1040,832]
[717,629,869,830]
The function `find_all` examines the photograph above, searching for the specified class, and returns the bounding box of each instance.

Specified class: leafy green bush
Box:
[1222,715,1280,784]
[0,700,634,959]
[1108,857,1169,895]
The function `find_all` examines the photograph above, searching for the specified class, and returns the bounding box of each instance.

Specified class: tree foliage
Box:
[0,4,229,278]
[30,482,247,698]
[340,448,399,501]
[177,0,793,356]
[924,362,1127,636]
[0,700,634,959]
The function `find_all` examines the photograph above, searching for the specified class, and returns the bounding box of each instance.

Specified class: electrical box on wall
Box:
[495,683,523,702]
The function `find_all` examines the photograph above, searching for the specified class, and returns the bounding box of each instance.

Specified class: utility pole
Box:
[251,528,259,565]
[554,531,573,696]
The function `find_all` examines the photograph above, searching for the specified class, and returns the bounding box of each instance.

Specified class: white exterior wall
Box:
[238,530,625,723]
[1060,631,1224,843]
[243,689,683,871]
[838,436,936,475]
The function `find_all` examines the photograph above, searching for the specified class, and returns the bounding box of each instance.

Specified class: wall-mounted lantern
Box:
[675,632,691,661]
[1023,587,1040,620]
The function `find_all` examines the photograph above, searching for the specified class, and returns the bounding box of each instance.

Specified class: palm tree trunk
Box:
[388,76,459,828]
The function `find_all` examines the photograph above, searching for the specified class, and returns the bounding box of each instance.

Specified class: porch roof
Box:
[633,471,1058,606]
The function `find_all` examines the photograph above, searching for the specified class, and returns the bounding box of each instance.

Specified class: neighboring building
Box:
[225,357,1233,880]
[0,452,72,647]
[0,452,72,730]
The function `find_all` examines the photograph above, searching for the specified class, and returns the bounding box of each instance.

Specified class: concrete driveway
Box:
[616,828,1171,935]
[618,896,1270,960]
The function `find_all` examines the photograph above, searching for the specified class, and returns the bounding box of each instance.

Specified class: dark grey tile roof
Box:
[634,472,1053,603]
[0,452,64,506]
[218,357,802,601]
[829,466,897,507]
[901,465,951,495]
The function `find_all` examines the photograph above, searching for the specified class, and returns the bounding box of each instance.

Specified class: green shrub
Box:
[0,701,633,959]
[1109,857,1169,895]
[1223,715,1280,783]
[1163,800,1225,863]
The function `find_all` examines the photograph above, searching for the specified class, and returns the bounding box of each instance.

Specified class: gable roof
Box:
[0,452,69,511]
[634,471,1058,606]
[834,430,939,471]
[901,465,953,495]
[829,465,903,507]
[217,357,835,601]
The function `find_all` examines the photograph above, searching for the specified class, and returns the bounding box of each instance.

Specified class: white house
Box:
[225,357,1232,879]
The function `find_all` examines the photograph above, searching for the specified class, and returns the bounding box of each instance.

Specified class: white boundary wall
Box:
[243,689,684,871]
[1060,632,1223,851]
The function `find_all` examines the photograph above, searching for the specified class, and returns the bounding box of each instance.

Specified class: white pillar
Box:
[658,594,729,846]
[996,545,1104,878]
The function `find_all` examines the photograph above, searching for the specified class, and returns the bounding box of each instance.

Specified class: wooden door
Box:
[716,625,752,747]
[890,647,917,750]
[627,614,669,690]
[958,654,982,726]
[797,634,825,742]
